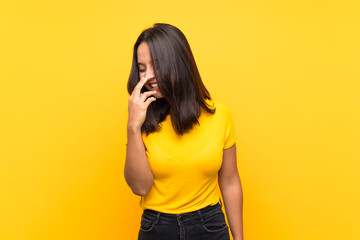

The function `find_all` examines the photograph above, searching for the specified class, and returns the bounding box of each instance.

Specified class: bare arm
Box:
[124,77,156,196]
[218,144,244,240]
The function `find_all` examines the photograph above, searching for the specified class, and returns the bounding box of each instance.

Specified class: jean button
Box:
[178,215,183,221]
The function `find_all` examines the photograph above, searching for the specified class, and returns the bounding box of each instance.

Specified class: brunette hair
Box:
[127,23,215,135]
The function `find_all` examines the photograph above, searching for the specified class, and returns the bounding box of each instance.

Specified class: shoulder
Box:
[206,99,232,117]
[200,99,234,127]
[205,99,236,148]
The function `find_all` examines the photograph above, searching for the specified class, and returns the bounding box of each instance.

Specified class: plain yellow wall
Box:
[1,0,359,239]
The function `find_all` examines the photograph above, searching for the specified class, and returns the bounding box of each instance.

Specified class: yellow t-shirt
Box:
[141,100,236,214]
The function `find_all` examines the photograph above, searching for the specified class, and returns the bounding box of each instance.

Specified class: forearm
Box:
[124,126,153,196]
[220,179,244,240]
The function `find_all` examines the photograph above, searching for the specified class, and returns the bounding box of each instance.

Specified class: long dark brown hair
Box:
[127,23,215,135]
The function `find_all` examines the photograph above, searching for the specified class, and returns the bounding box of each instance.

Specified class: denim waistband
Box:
[142,202,222,225]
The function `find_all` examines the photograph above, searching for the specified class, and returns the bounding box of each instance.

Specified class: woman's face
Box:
[137,42,163,99]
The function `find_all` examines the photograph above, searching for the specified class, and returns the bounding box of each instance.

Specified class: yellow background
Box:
[1,0,359,239]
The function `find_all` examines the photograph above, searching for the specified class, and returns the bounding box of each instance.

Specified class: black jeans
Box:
[138,203,230,240]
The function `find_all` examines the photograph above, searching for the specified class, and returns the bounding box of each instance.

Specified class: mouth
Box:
[149,82,159,90]
[149,82,158,88]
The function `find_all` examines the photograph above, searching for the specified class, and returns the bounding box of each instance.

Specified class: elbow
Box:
[131,184,152,196]
[132,188,149,196]
[218,175,242,192]
[124,174,154,196]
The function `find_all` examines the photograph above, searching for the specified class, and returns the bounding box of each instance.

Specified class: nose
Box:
[145,67,155,79]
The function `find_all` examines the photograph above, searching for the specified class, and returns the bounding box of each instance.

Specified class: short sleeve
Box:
[223,106,236,149]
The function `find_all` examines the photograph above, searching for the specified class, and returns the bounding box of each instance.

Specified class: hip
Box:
[138,202,230,240]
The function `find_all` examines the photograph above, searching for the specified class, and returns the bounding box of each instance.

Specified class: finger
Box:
[139,90,157,102]
[143,96,157,108]
[130,77,147,98]
[131,77,148,98]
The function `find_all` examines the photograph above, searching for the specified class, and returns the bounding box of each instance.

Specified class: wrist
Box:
[127,125,142,134]
[233,235,244,240]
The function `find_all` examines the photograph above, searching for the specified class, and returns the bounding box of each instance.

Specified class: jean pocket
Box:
[201,209,228,233]
[140,212,157,232]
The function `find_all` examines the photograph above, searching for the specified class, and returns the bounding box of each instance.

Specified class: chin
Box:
[154,93,164,99]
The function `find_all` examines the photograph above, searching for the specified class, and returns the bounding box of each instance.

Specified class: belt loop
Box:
[154,212,161,225]
[197,210,205,224]
[219,198,223,207]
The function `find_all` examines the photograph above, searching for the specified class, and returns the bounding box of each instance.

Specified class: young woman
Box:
[125,23,244,240]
